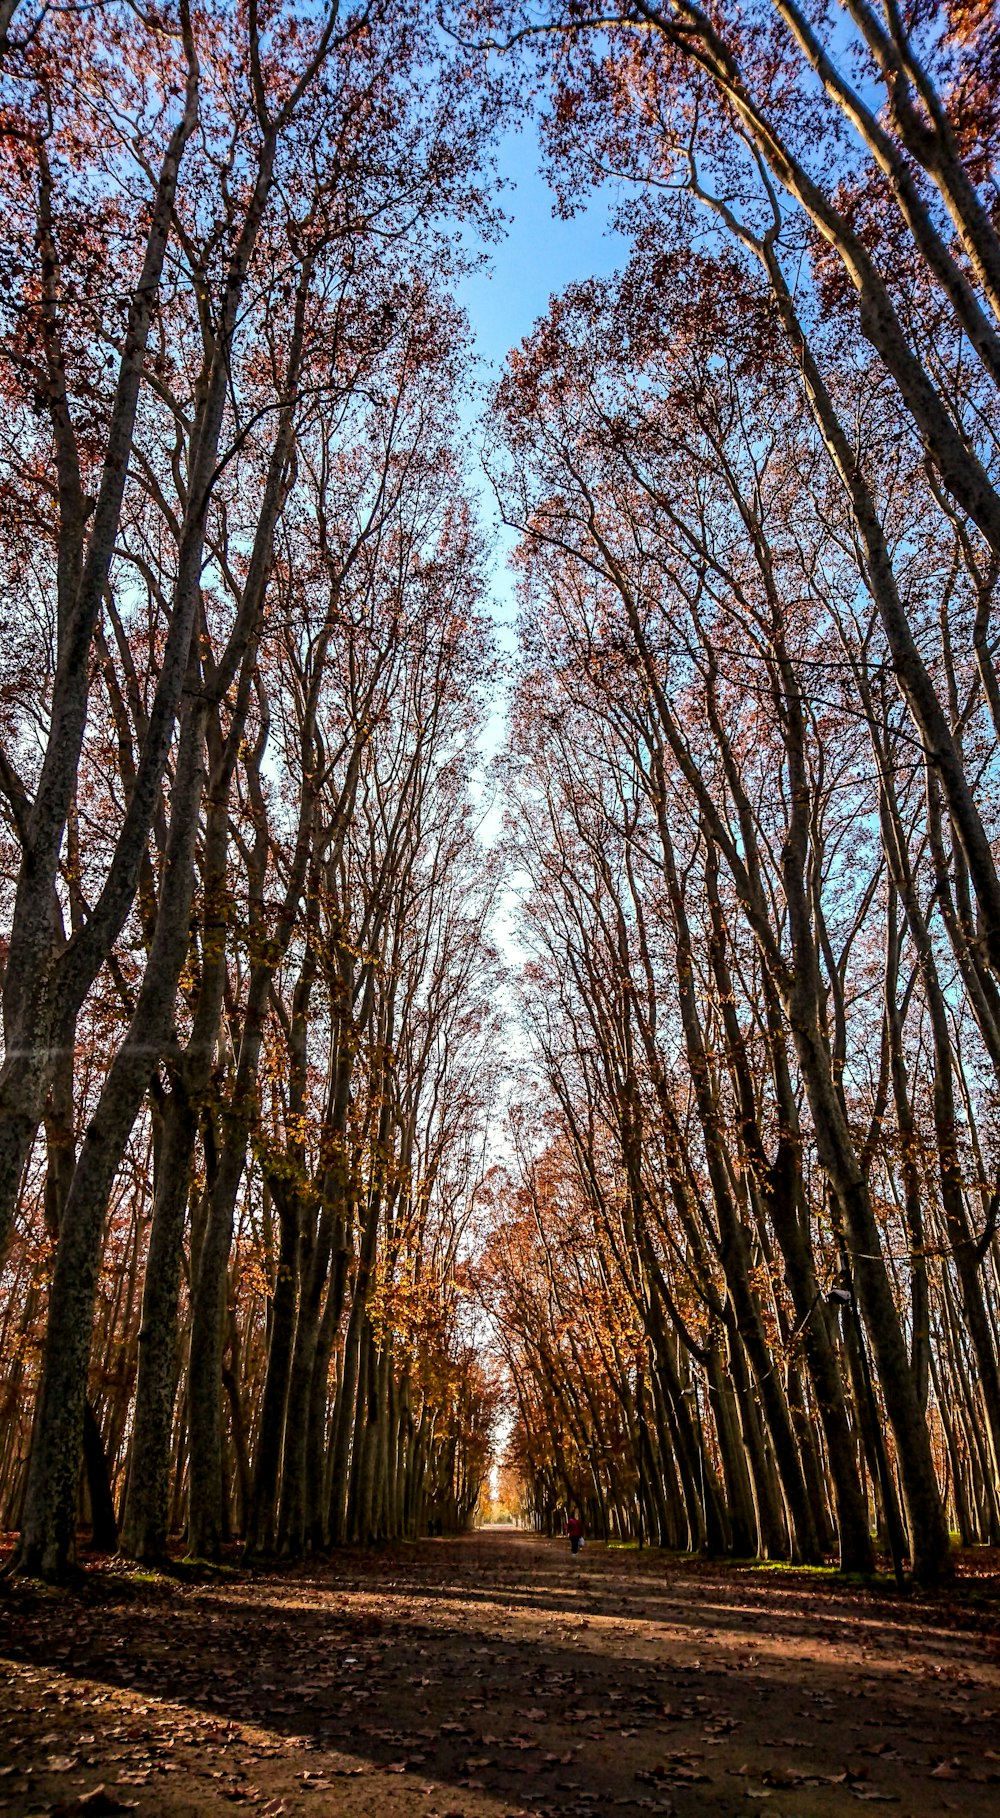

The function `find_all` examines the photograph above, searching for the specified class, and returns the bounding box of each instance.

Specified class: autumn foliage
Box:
[2,0,1000,1590]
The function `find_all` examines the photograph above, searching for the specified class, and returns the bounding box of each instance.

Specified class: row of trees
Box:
[0,0,500,1577]
[479,0,1000,1584]
[4,0,1000,1593]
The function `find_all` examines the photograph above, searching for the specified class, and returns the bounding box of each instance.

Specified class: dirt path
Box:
[1,1531,999,1817]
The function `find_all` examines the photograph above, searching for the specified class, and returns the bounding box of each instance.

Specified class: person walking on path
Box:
[567,1511,583,1555]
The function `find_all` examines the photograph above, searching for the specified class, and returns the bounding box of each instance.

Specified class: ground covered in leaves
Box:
[1,1531,999,1818]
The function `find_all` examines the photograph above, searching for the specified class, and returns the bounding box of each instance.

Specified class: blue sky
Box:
[456,122,629,639]
[459,122,628,377]
[459,123,631,886]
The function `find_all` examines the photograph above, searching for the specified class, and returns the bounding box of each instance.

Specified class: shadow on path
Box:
[1,1531,998,1818]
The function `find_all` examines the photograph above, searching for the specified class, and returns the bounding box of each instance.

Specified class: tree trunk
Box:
[82,1400,118,1553]
[248,1187,301,1555]
[120,1087,196,1561]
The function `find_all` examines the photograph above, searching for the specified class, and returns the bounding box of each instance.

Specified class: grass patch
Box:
[742,1559,841,1576]
[739,1559,910,1594]
[177,1555,243,1581]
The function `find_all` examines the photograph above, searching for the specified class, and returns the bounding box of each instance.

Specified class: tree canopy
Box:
[2,0,1000,1589]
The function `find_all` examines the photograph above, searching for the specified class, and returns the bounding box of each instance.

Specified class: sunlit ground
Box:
[2,1532,999,1817]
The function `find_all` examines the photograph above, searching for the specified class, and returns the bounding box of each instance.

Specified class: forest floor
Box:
[1,1531,1000,1818]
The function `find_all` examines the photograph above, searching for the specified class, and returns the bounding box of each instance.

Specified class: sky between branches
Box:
[458,119,628,633]
[459,117,627,878]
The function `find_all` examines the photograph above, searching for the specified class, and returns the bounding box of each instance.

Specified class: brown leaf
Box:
[761,1767,809,1788]
[930,1759,963,1779]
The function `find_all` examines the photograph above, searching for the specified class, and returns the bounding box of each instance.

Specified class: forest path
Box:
[1,1531,999,1818]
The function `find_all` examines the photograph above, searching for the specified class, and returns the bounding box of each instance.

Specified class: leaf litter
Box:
[0,1533,999,1815]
